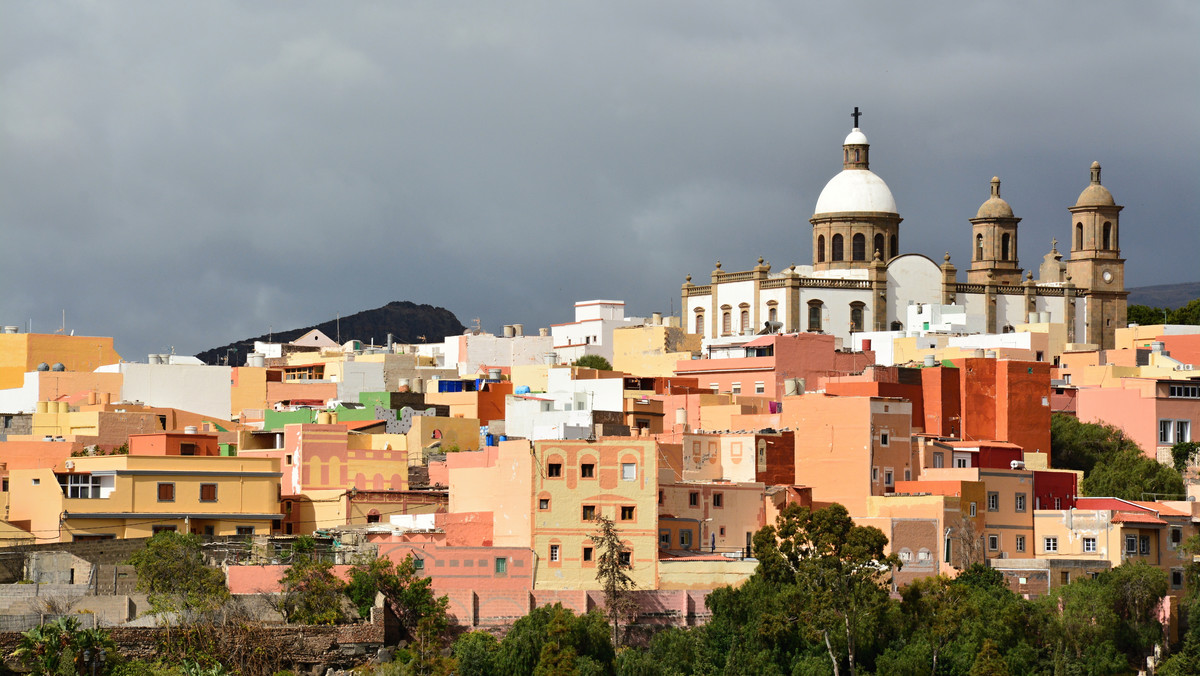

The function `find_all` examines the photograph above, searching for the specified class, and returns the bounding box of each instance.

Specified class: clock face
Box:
[1102,270,1114,284]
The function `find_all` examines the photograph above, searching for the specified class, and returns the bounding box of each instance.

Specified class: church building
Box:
[680,110,1127,351]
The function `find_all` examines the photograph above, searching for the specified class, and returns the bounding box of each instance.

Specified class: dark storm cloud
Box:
[2,1,1197,361]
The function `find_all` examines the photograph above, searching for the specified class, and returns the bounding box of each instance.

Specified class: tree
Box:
[10,616,115,676]
[1099,562,1168,666]
[493,604,614,676]
[1050,413,1139,475]
[589,515,637,648]
[1172,440,1200,474]
[1082,448,1184,500]
[898,575,966,674]
[345,554,448,640]
[451,631,500,676]
[127,531,230,620]
[276,553,346,625]
[572,355,612,371]
[752,503,901,676]
[969,639,1009,676]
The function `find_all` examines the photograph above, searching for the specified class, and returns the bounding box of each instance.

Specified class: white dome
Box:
[813,169,898,215]
[844,128,868,145]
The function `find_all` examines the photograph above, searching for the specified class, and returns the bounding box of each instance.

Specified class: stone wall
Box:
[438,588,715,629]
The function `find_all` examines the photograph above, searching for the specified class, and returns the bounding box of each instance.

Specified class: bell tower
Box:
[967,177,1022,285]
[1066,162,1126,349]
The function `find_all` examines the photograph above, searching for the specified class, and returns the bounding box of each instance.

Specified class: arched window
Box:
[854,149,860,162]
[890,321,903,331]
[1102,222,1112,249]
[817,235,826,263]
[807,301,823,332]
[890,234,898,259]
[768,307,778,323]
[850,302,865,332]
[740,310,750,333]
[874,233,884,258]
[695,312,704,335]
[1001,233,1011,261]
[852,233,866,261]
[1075,223,1083,249]
[722,311,731,335]
[832,234,844,261]
[975,234,984,260]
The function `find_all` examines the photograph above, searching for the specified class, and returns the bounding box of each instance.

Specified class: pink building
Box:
[1076,378,1199,461]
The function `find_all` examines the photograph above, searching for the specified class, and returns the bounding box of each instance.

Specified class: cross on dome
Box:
[851,106,862,128]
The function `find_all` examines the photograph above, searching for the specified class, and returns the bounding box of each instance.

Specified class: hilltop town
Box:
[2,123,1199,674]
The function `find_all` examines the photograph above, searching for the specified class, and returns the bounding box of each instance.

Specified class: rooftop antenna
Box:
[337,314,341,343]
[55,309,66,334]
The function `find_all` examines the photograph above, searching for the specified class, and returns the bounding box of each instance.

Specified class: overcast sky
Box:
[2,1,1197,362]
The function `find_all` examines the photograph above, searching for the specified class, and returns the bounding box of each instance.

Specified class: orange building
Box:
[0,332,121,390]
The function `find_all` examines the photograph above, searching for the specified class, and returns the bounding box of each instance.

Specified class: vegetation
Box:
[1128,299,1200,326]
[571,354,613,371]
[1050,413,1185,500]
[127,531,231,620]
[590,515,637,648]
[11,616,115,675]
[275,538,347,624]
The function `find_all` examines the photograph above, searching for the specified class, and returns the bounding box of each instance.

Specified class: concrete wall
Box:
[119,363,232,421]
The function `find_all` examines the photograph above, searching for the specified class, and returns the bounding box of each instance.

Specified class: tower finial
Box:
[851,106,862,128]
[1090,161,1101,185]
[991,176,1001,198]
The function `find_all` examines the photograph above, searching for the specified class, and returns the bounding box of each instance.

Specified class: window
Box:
[817,235,826,263]
[547,463,562,478]
[1124,535,1137,555]
[620,506,635,521]
[1083,537,1097,553]
[236,526,254,536]
[1160,420,1174,444]
[1173,569,1184,589]
[549,545,560,562]
[1001,233,1011,261]
[180,443,197,456]
[884,469,893,487]
[969,502,977,517]
[890,234,898,259]
[831,234,844,261]
[731,382,741,394]
[285,454,293,465]
[754,382,765,394]
[1102,222,1112,249]
[768,307,777,323]
[1171,527,1183,548]
[413,557,424,571]
[689,492,699,507]
[199,483,218,502]
[580,463,595,478]
[872,467,879,482]
[874,233,884,258]
[1016,536,1026,553]
[933,452,944,468]
[695,312,704,335]
[621,463,636,481]
[680,531,692,549]
[618,551,631,567]
[1061,571,1071,586]
[582,505,596,521]
[898,549,912,562]
[660,532,671,547]
[539,498,550,510]
[987,492,999,512]
[61,474,104,499]
[722,311,731,335]
[954,456,969,468]
[975,233,984,260]
[880,432,889,447]
[1140,535,1150,555]
[583,547,593,562]
[495,557,507,574]
[1054,497,1062,509]
[850,303,865,332]
[152,525,177,535]
[1015,493,1027,512]
[988,534,999,551]
[1075,222,1083,249]
[712,493,723,508]
[366,512,381,523]
[157,482,175,502]
[1042,537,1059,553]
[740,310,750,333]
[852,233,866,261]
[808,301,823,332]
[918,549,931,562]
[1177,420,1192,443]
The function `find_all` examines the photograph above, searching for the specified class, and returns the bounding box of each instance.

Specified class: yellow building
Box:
[0,332,122,390]
[611,325,700,377]
[5,455,281,543]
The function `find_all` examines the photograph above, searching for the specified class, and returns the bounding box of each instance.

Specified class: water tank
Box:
[1151,341,1165,354]
[2,326,18,334]
[862,339,872,351]
[651,312,663,325]
[973,349,986,358]
[317,412,332,424]
[51,362,65,372]
[36,402,48,414]
[784,378,800,396]
[100,392,111,405]
[513,324,524,337]
[539,328,549,337]
[503,325,515,338]
[57,401,68,413]
[184,425,198,435]
[247,353,265,368]
[148,354,163,365]
[36,362,49,372]
[397,378,411,393]
[924,355,937,367]
[543,352,558,365]
[488,368,502,380]
[515,385,531,395]
[675,408,687,425]
[985,350,997,359]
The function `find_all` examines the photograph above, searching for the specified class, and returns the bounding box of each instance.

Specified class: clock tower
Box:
[1066,162,1126,349]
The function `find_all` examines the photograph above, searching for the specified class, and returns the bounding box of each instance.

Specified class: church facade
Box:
[680,113,1127,351]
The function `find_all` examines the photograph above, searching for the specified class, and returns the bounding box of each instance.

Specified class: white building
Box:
[551,300,647,365]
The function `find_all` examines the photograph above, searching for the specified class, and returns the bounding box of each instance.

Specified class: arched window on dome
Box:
[817,235,825,263]
[850,302,865,332]
[832,234,844,261]
[1103,222,1112,249]
[975,234,984,261]
[1001,233,1011,261]
[1075,223,1083,250]
[807,300,823,332]
[852,233,866,261]
[854,149,860,162]
[874,234,884,259]
[890,234,898,259]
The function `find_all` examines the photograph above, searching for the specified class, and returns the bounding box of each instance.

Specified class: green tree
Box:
[1100,562,1168,666]
[127,531,230,620]
[1172,440,1200,474]
[572,355,613,371]
[1043,577,1127,673]
[276,554,346,625]
[752,503,901,676]
[590,515,637,649]
[11,616,115,676]
[1082,448,1184,500]
[1127,304,1169,326]
[345,554,448,640]
[898,575,966,674]
[451,631,500,676]
[969,639,1009,676]
[493,604,614,676]
[1050,413,1139,475]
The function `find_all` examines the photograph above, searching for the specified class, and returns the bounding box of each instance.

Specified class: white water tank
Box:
[924,355,937,367]
[247,353,266,368]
